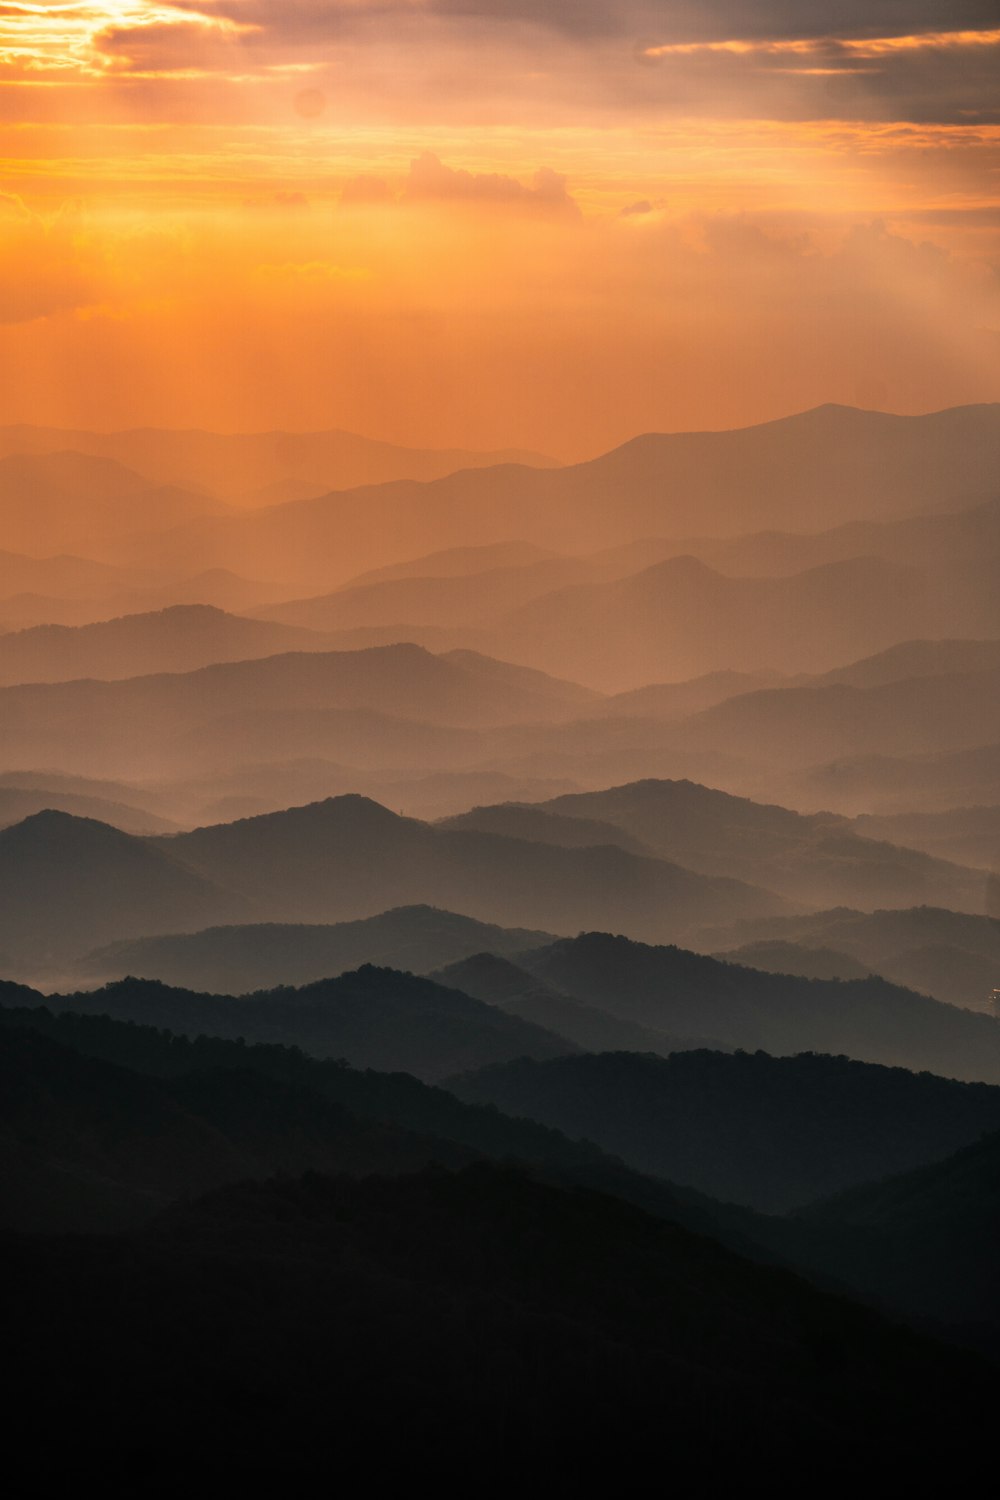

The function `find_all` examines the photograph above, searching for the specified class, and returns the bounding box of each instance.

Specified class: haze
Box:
[2,2,1000,1484]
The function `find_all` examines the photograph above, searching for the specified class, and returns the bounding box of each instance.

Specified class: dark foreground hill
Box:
[0,1024,474,1232]
[518,933,1000,1083]
[446,1050,1000,1213]
[5,1163,996,1482]
[784,1128,1000,1355]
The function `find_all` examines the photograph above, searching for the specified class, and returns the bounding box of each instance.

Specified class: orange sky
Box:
[1,2,998,456]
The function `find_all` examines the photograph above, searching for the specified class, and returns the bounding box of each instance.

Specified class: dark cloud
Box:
[178,1,1000,44]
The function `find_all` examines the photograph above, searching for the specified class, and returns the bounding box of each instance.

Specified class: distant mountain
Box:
[704,906,1000,1013]
[0,451,225,556]
[0,563,294,632]
[785,741,1000,817]
[0,644,595,778]
[111,404,1000,588]
[161,795,788,945]
[0,785,176,836]
[0,605,340,685]
[442,779,990,914]
[488,554,950,689]
[809,638,1000,690]
[670,669,1000,769]
[517,932,1000,1082]
[0,424,556,501]
[595,670,786,720]
[341,540,558,588]
[430,953,722,1057]
[0,811,245,971]
[41,966,577,1082]
[446,1050,1000,1213]
[84,906,558,993]
[852,805,1000,872]
[257,555,600,632]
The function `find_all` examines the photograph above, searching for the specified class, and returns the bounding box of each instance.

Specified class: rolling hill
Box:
[445,1049,1000,1213]
[441,778,990,914]
[517,932,1000,1082]
[84,905,558,993]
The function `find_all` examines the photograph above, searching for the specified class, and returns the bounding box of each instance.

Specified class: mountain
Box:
[595,669,787,720]
[785,742,1000,817]
[0,605,341,685]
[0,1023,473,1232]
[810,638,1000,690]
[441,779,990,914]
[42,967,576,1082]
[0,811,245,972]
[0,785,176,836]
[84,906,558,993]
[257,555,601,632]
[486,554,951,689]
[705,906,1000,1013]
[0,424,556,501]
[0,644,596,778]
[109,405,1000,588]
[0,450,225,555]
[445,1050,1000,1213]
[430,952,723,1056]
[160,795,789,945]
[787,1129,1000,1354]
[8,1164,994,1483]
[517,932,1000,1083]
[669,669,1000,769]
[852,805,1000,872]
[340,540,558,588]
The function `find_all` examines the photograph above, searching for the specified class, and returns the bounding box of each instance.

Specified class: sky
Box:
[1,1,998,456]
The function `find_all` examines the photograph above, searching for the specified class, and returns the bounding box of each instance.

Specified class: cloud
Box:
[0,205,100,325]
[404,152,579,212]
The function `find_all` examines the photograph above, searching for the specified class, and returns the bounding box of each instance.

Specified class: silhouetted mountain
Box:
[0,605,341,685]
[44,967,576,1082]
[0,999,745,1242]
[770,1129,1000,1357]
[0,644,595,778]
[6,1161,995,1483]
[596,669,786,720]
[112,405,1000,588]
[443,779,989,913]
[0,424,555,500]
[446,1050,1000,1214]
[162,795,788,944]
[489,554,946,689]
[258,555,600,632]
[84,906,558,993]
[704,906,1000,1013]
[853,805,1000,872]
[0,1023,473,1232]
[430,952,722,1056]
[0,811,245,970]
[342,540,557,588]
[518,932,1000,1082]
[671,668,1000,768]
[787,741,1000,816]
[0,450,225,555]
[810,638,1000,690]
[0,785,176,835]
[711,940,872,983]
